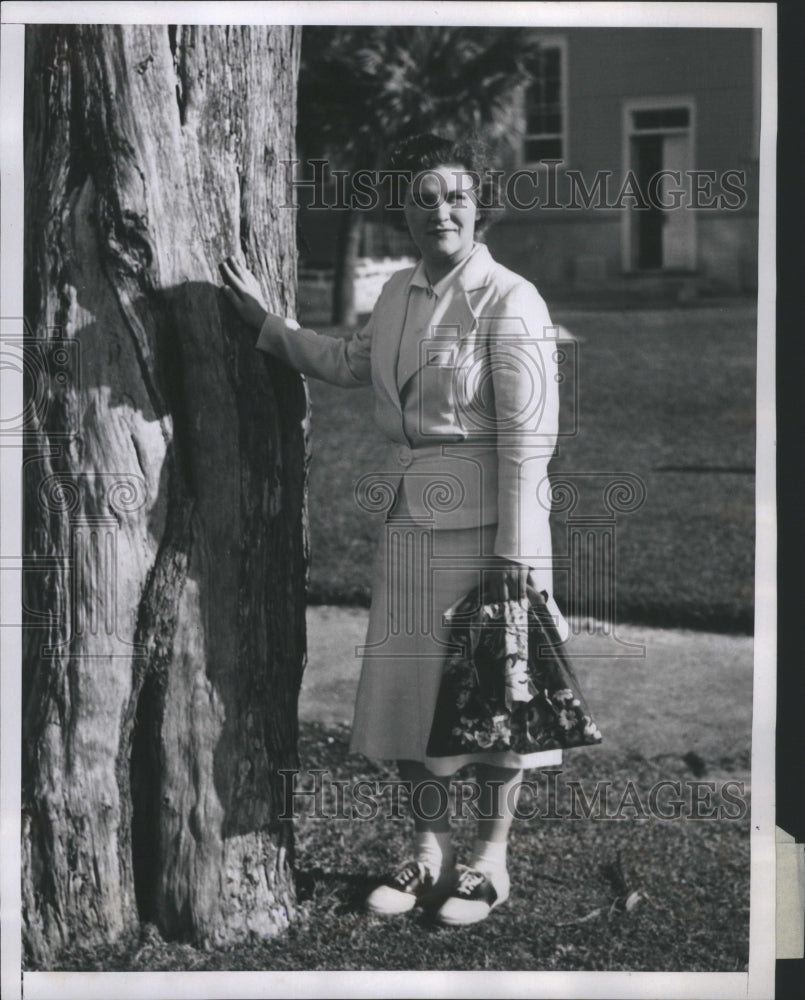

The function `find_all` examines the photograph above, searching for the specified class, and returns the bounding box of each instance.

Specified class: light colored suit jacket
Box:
[256,243,559,580]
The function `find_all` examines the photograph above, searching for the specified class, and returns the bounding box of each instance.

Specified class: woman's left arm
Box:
[489,281,559,593]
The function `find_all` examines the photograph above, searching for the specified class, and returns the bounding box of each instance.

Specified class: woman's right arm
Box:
[255,311,373,388]
[219,256,373,388]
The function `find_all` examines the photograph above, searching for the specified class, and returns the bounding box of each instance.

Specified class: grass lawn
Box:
[305,304,757,632]
[58,721,750,972]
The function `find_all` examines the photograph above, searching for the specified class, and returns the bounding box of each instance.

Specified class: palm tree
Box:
[297,26,543,326]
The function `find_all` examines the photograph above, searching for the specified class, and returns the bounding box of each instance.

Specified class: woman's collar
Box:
[409,242,488,295]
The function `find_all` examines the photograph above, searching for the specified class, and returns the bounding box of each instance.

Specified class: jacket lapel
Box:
[441,286,480,341]
[372,273,412,422]
[395,245,493,395]
[374,244,496,410]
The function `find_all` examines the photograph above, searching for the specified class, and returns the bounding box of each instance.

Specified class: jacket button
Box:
[398,445,412,467]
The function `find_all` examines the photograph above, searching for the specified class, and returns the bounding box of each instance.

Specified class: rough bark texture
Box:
[22,25,307,966]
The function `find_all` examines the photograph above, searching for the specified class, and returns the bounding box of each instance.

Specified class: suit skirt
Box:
[349,511,563,777]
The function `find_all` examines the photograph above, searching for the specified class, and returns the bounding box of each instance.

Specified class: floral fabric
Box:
[426,585,602,757]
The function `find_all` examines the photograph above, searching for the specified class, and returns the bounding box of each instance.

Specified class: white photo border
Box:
[0,3,777,999]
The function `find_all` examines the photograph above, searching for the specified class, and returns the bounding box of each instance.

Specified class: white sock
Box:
[414,830,453,874]
[470,838,508,879]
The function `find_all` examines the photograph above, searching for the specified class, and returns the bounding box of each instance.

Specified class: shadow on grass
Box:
[294,866,375,915]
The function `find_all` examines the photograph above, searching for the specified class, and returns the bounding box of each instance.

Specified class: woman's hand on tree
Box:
[219,256,269,330]
[487,561,531,603]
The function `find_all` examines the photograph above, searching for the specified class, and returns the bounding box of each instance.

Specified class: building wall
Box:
[555,28,758,176]
[488,27,759,293]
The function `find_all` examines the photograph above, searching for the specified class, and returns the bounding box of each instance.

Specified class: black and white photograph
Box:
[0,2,779,998]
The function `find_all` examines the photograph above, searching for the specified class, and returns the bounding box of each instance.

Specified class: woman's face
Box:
[404,162,478,273]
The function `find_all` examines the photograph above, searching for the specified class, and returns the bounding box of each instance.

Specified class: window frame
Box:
[519,36,569,169]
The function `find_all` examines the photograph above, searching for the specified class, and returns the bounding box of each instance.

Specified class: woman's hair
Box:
[383,132,499,236]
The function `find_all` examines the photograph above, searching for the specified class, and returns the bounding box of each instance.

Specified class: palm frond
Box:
[297,25,542,169]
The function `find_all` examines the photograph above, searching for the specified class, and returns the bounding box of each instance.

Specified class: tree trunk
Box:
[331,206,364,327]
[22,24,307,966]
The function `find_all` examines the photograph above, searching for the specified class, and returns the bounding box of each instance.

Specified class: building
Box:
[297,26,760,317]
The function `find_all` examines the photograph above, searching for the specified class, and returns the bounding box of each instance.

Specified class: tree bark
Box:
[331,206,364,327]
[22,24,307,966]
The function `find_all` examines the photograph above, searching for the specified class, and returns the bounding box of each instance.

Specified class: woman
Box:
[220,133,568,926]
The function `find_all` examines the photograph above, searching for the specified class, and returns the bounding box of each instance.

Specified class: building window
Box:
[631,107,690,131]
[522,41,567,164]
